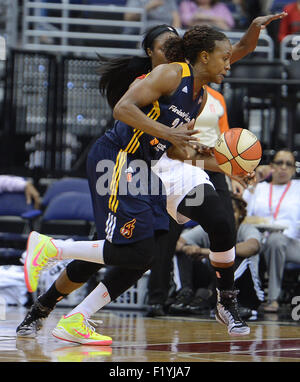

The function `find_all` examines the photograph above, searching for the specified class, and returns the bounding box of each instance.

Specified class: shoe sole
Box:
[52,327,113,346]
[16,329,37,338]
[215,312,251,336]
[24,231,40,293]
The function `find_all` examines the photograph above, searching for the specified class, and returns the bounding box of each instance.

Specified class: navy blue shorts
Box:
[87,135,168,244]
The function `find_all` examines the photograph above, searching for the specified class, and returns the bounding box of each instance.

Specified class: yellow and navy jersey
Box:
[104,62,204,164]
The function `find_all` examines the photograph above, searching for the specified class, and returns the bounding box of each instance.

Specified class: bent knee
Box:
[266,232,286,248]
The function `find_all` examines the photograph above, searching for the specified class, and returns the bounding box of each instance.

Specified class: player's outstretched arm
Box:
[231,12,287,64]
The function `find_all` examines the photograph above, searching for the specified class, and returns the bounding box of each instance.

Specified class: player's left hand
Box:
[190,142,214,157]
[231,171,256,189]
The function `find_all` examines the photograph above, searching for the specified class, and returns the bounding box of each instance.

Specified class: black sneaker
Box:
[168,287,194,315]
[215,289,250,336]
[145,304,165,317]
[185,288,214,315]
[16,300,53,338]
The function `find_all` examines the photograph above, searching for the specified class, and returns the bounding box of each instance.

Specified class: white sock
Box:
[68,282,111,318]
[53,239,105,264]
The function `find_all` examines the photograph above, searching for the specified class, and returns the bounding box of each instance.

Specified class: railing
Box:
[226,30,275,60]
[22,0,146,56]
[0,0,18,49]
[22,2,276,59]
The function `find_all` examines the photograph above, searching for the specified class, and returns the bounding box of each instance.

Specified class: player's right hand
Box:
[167,119,199,153]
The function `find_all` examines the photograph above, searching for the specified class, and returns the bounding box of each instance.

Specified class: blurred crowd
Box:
[24,0,300,54]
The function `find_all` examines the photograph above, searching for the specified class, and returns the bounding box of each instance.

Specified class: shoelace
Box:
[219,290,244,324]
[83,318,104,334]
[33,251,55,278]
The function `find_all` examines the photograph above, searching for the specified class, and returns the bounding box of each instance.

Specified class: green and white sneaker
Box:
[24,231,58,293]
[52,313,113,346]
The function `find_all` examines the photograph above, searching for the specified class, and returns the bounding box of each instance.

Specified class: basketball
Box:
[214,128,262,176]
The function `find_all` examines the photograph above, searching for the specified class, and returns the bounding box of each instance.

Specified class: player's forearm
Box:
[192,154,222,172]
[231,21,261,64]
[113,102,170,140]
[167,146,222,172]
[231,12,287,63]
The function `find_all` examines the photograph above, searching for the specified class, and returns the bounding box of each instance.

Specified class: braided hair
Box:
[163,25,228,65]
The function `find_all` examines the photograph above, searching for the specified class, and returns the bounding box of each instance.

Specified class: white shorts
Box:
[151,153,214,224]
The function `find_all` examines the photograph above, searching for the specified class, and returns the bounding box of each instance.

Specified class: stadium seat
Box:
[228,60,286,150]
[41,177,90,208]
[0,192,40,248]
[39,191,95,240]
[285,61,300,149]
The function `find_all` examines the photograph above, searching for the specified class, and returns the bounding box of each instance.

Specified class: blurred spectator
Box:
[278,1,300,42]
[125,0,181,30]
[170,192,263,319]
[270,0,294,13]
[86,0,126,3]
[243,149,300,313]
[0,175,40,209]
[80,0,128,47]
[179,0,235,30]
[232,0,263,28]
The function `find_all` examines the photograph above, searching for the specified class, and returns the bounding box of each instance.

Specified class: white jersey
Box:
[243,179,300,240]
[152,153,214,224]
[193,86,229,147]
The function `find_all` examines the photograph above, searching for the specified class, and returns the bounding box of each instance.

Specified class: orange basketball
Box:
[214,128,262,176]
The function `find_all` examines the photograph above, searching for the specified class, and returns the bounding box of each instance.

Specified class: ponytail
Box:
[97,54,151,109]
[96,24,179,109]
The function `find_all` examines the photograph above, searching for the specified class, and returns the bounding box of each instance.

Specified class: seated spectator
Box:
[169,235,215,316]
[243,149,300,312]
[0,175,40,209]
[278,1,300,42]
[125,0,181,30]
[179,0,235,30]
[232,0,263,28]
[169,192,263,319]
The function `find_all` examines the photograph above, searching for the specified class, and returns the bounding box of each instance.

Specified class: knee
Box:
[66,260,103,283]
[134,243,154,270]
[201,194,233,234]
[206,210,235,245]
[103,237,155,270]
[266,232,285,250]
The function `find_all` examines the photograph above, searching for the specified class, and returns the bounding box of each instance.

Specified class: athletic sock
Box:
[209,248,235,291]
[53,239,105,264]
[67,282,111,318]
[38,282,68,309]
[212,264,235,291]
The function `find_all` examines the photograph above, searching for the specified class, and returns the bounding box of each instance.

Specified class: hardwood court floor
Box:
[0,306,300,363]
